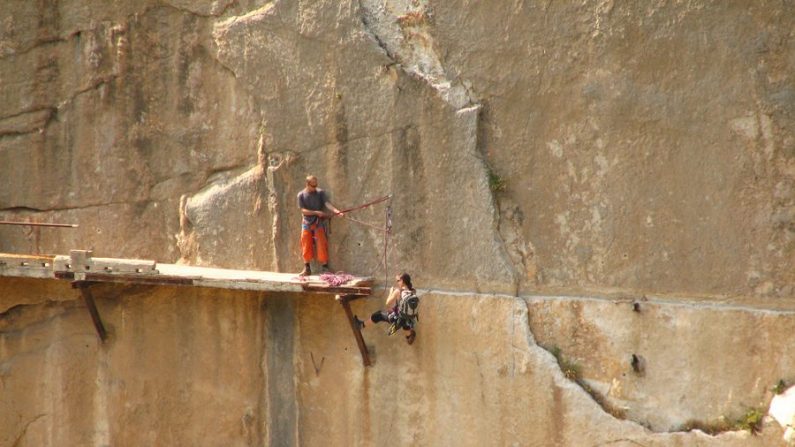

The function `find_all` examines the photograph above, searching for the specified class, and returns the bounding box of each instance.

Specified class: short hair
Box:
[306,175,318,184]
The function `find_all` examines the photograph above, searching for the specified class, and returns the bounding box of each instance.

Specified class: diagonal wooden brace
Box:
[337,294,371,367]
[73,281,108,342]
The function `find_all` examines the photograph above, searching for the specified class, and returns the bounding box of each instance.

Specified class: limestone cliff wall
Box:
[1,0,794,445]
[2,280,791,446]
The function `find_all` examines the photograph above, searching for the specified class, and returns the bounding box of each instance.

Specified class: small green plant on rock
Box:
[737,408,764,435]
[549,346,581,380]
[544,344,626,419]
[772,379,787,395]
[679,408,764,435]
[487,169,506,193]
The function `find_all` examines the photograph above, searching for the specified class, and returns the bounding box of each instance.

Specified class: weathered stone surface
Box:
[200,0,517,291]
[527,295,795,431]
[0,283,270,447]
[0,4,258,260]
[1,281,789,446]
[0,0,793,445]
[428,0,795,298]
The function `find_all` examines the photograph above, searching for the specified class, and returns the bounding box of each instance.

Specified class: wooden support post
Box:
[73,281,108,342]
[338,295,371,367]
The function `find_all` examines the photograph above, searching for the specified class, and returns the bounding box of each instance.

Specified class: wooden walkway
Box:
[0,250,375,366]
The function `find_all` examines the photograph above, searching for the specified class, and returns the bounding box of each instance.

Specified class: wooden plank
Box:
[74,282,108,342]
[338,295,372,367]
[302,285,371,296]
[56,271,193,286]
[0,253,55,261]
[8,252,371,296]
[0,254,56,279]
[84,257,158,274]
[193,278,305,292]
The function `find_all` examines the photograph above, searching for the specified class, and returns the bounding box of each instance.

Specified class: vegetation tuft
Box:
[545,345,626,419]
[678,408,764,435]
[487,169,507,193]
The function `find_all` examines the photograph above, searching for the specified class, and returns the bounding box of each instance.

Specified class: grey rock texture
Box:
[1,281,789,446]
[1,0,794,445]
[428,0,795,298]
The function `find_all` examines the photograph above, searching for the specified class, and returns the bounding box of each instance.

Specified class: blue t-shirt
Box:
[298,189,328,225]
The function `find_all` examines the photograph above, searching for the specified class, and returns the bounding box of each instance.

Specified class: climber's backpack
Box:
[388,291,420,336]
[399,292,420,321]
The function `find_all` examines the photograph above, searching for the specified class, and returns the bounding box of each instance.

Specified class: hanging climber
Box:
[355,272,419,345]
[297,175,344,276]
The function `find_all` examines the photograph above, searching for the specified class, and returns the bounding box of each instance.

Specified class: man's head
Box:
[306,175,319,190]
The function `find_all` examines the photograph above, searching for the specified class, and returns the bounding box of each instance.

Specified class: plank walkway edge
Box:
[1,251,372,296]
[1,250,375,366]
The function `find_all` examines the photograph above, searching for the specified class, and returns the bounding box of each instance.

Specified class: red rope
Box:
[319,271,356,286]
[329,194,394,293]
[338,195,392,214]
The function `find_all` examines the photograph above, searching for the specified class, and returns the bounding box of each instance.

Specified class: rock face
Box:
[1,0,794,445]
[1,280,789,446]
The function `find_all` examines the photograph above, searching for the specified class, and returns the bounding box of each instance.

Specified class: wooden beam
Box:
[302,284,371,296]
[73,281,108,342]
[53,271,369,295]
[57,271,193,286]
[337,295,371,367]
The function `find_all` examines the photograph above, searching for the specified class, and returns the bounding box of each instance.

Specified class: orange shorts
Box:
[301,222,328,264]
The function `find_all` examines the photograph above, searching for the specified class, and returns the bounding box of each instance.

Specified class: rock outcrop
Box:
[1,0,793,445]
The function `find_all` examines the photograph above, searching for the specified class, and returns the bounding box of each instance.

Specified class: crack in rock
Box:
[359,0,476,110]
[11,413,47,447]
[162,0,236,18]
[0,108,55,137]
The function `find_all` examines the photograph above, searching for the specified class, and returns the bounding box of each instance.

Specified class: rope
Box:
[0,221,78,228]
[327,194,395,295]
[338,195,392,214]
[319,271,356,286]
[383,204,392,297]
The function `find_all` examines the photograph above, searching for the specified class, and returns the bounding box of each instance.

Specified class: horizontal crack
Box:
[0,36,68,61]
[0,198,167,214]
[0,107,55,123]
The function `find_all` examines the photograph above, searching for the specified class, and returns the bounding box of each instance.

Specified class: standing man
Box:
[297,175,344,276]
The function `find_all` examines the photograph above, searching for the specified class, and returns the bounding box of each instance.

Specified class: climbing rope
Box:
[383,204,392,295]
[332,195,395,293]
[318,271,356,286]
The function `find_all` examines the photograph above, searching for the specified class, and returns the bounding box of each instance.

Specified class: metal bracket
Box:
[73,281,108,342]
[337,294,371,367]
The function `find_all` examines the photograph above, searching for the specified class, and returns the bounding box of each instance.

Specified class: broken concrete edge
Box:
[0,251,371,296]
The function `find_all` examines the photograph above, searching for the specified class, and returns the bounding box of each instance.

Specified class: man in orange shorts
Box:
[297,175,344,276]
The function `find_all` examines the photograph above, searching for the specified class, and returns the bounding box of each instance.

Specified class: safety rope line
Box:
[383,204,392,297]
[338,195,392,214]
[332,195,394,295]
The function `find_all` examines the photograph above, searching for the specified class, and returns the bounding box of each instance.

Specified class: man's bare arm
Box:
[325,202,344,216]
